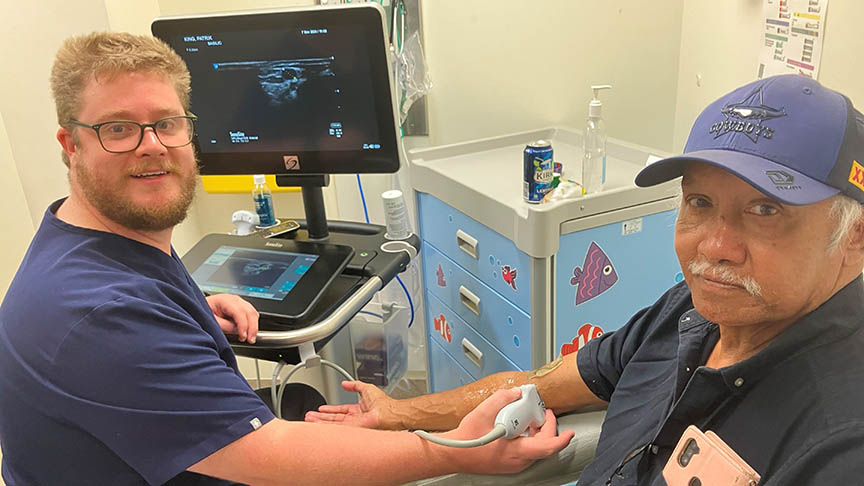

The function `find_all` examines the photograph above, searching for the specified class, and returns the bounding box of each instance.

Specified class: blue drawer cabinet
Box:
[554,210,681,356]
[411,128,683,394]
[417,192,532,313]
[422,243,532,369]
[428,340,475,392]
[419,194,535,392]
[426,293,521,378]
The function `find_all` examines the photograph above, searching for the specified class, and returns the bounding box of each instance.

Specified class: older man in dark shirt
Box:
[308,74,864,485]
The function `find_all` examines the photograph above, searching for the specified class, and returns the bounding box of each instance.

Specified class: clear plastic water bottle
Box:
[251,174,276,227]
[582,85,611,194]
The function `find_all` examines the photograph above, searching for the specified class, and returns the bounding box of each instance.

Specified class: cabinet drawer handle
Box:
[458,286,481,316]
[461,338,483,369]
[456,230,478,259]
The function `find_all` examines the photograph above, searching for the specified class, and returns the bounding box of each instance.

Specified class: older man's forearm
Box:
[385,371,532,431]
[385,353,607,431]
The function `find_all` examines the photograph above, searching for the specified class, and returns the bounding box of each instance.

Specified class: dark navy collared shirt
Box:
[576,277,864,485]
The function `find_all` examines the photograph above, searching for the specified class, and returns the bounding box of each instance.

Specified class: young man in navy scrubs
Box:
[0,32,573,486]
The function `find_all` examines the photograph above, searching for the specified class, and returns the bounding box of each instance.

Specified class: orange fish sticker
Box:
[560,324,604,356]
[433,314,452,343]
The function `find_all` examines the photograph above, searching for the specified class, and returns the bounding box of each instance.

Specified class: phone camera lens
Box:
[678,438,701,467]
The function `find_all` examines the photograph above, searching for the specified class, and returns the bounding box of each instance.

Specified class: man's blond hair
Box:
[50,32,191,167]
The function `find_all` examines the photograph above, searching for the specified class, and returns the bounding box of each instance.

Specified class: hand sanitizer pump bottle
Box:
[251,174,277,227]
[582,85,612,194]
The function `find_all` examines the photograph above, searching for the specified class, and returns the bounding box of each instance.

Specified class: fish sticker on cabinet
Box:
[436,264,447,287]
[433,314,452,343]
[501,265,518,291]
[560,323,604,356]
[570,242,618,305]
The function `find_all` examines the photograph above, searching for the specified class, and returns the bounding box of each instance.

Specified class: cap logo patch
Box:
[709,88,786,142]
[850,160,864,193]
[766,170,801,191]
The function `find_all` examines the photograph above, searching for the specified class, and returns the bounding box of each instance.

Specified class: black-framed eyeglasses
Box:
[69,114,197,153]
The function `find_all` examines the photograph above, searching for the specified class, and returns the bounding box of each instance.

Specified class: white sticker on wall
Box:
[622,218,643,236]
[645,155,663,167]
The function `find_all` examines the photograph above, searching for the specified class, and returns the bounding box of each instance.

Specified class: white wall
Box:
[159,0,313,14]
[104,0,160,33]
[336,0,689,260]
[0,1,110,230]
[420,0,686,152]
[0,113,34,298]
[673,0,864,152]
[0,1,110,303]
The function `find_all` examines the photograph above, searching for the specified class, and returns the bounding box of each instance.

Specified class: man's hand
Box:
[206,294,259,343]
[304,381,399,429]
[445,388,575,475]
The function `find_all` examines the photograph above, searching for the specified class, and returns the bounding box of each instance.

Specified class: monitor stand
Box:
[275,174,330,240]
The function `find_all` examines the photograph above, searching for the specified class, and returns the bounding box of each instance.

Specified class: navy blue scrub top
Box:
[0,200,274,485]
[576,278,864,485]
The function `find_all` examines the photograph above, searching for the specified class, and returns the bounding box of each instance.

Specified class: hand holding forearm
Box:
[305,352,607,431]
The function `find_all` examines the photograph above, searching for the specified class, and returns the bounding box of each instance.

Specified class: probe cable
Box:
[413,425,507,448]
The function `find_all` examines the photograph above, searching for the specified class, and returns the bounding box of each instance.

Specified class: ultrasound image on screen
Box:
[208,250,297,289]
[175,26,379,154]
[212,58,335,106]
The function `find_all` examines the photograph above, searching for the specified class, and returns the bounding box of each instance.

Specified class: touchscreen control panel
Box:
[191,245,319,301]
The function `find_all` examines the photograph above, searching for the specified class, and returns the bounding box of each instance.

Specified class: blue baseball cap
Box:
[636,74,864,205]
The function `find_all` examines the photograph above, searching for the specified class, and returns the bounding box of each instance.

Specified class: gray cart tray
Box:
[409,127,679,258]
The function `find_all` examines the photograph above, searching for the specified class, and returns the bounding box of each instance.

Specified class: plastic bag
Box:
[542,180,586,203]
[396,30,432,124]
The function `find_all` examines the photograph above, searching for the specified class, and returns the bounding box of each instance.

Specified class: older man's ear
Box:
[852,210,864,245]
[846,210,864,270]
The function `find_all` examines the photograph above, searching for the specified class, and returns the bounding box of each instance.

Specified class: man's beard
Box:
[74,157,199,232]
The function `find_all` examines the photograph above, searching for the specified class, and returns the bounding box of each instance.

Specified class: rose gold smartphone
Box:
[662,425,760,486]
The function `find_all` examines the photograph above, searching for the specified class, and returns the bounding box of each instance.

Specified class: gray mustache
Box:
[688,260,762,297]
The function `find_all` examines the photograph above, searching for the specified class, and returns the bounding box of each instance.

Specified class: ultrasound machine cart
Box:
[153,3,417,416]
[228,183,419,417]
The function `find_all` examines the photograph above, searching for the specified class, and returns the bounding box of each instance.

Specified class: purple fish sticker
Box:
[570,242,618,305]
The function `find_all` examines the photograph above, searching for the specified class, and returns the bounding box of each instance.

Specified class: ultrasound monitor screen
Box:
[184,29,373,154]
[191,246,319,301]
[152,5,399,175]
